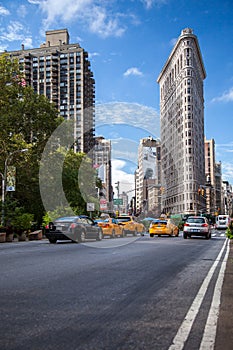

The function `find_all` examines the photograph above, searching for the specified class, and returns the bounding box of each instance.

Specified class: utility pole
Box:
[115,181,120,215]
[1,149,28,226]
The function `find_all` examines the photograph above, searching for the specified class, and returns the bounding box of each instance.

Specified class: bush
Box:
[42,206,75,227]
[178,222,184,231]
[226,221,233,239]
[12,212,34,234]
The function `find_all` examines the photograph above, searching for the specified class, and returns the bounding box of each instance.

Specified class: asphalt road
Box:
[0,230,228,350]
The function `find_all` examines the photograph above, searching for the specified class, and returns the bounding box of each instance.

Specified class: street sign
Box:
[87,202,95,211]
[100,199,107,211]
[113,198,123,205]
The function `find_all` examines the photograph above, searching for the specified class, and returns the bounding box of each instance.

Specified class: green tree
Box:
[0,53,63,225]
[63,150,100,213]
[40,148,100,215]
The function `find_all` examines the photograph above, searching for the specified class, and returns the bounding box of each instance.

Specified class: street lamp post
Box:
[1,149,28,226]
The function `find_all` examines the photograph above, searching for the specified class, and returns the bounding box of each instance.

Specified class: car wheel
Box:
[173,229,179,236]
[150,234,154,237]
[96,229,103,241]
[78,230,86,243]
[183,232,187,239]
[49,237,57,244]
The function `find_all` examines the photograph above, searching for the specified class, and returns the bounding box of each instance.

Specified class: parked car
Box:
[45,216,103,243]
[149,219,179,237]
[117,215,145,236]
[183,216,211,239]
[97,218,125,238]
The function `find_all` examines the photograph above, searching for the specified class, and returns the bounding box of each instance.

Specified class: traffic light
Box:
[160,187,165,193]
[198,188,205,197]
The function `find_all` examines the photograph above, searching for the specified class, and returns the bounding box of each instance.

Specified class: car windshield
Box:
[117,217,131,222]
[55,216,79,222]
[187,218,205,224]
[152,221,167,225]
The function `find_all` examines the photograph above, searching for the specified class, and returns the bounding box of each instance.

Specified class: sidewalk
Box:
[215,240,233,349]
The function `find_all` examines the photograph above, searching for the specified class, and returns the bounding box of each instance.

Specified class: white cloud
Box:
[141,0,168,9]
[112,159,135,198]
[215,143,233,184]
[89,52,100,59]
[111,138,139,164]
[0,5,10,16]
[211,87,233,103]
[89,6,125,38]
[17,5,28,18]
[29,0,126,38]
[0,21,24,42]
[123,67,143,77]
[23,37,33,48]
[170,37,177,47]
[222,162,233,183]
[0,44,8,52]
[95,101,160,137]
[0,20,32,49]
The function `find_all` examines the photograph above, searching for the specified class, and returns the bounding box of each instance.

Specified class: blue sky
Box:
[0,0,233,194]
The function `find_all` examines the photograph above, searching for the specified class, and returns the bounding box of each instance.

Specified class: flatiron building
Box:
[157,28,206,215]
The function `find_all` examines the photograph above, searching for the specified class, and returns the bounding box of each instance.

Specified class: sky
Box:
[0,0,233,196]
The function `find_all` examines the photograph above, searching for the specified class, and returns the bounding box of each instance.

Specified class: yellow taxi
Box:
[149,218,179,237]
[117,215,145,236]
[97,218,125,238]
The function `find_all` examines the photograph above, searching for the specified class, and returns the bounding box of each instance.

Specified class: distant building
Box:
[93,136,112,211]
[215,162,223,214]
[135,136,161,216]
[204,138,226,216]
[157,28,206,215]
[119,191,129,214]
[222,181,233,216]
[204,138,216,214]
[6,29,95,153]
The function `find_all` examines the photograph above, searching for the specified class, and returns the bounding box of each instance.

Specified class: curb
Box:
[215,240,233,349]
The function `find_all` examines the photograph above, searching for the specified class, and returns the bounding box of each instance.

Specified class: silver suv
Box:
[183,216,211,239]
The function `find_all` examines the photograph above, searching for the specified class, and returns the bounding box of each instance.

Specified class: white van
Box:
[215,215,230,229]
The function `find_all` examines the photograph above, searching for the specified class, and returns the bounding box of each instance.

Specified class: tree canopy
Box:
[0,54,100,227]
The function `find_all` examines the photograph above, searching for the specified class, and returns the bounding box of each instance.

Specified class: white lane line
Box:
[199,239,230,350]
[168,238,228,350]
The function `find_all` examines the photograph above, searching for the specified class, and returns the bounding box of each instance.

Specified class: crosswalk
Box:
[211,231,226,239]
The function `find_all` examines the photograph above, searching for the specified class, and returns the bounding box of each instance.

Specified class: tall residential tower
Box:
[157,28,206,215]
[7,29,95,153]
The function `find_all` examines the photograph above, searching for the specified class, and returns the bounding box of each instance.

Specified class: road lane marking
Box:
[199,239,230,350]
[168,238,228,350]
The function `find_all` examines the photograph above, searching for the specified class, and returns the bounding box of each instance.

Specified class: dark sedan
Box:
[45,215,103,243]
